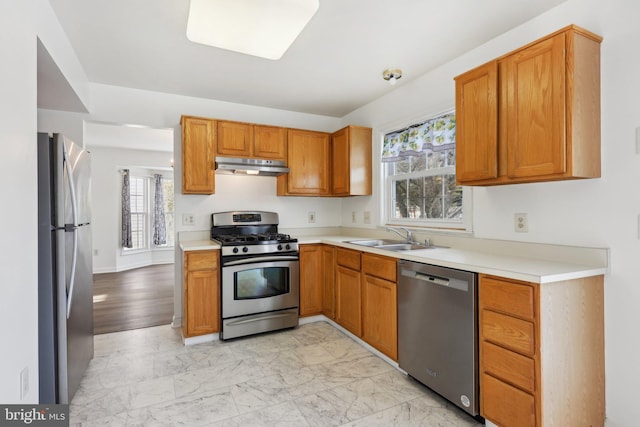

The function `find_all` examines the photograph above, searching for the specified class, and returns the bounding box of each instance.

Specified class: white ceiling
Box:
[47,0,566,118]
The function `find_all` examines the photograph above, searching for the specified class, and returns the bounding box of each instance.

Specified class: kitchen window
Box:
[382,112,472,231]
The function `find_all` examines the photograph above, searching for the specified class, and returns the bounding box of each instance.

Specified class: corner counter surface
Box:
[178,234,607,284]
[297,235,607,284]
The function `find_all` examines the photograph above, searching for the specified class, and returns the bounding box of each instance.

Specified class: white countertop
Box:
[297,235,607,284]
[180,240,221,251]
[180,234,607,284]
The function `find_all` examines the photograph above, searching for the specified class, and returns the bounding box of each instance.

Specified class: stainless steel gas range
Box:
[210,211,299,340]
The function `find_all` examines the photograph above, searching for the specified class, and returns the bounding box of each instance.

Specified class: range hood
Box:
[215,156,290,177]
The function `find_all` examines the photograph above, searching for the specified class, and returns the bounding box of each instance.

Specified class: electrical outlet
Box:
[352,211,356,223]
[308,211,316,223]
[514,213,528,232]
[364,211,371,224]
[182,213,195,226]
[20,367,28,400]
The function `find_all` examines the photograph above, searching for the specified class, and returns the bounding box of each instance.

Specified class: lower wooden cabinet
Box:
[335,248,362,336]
[321,245,336,319]
[479,273,605,427]
[299,244,323,316]
[182,250,220,337]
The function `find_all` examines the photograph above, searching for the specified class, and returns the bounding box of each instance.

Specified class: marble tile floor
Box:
[70,321,483,426]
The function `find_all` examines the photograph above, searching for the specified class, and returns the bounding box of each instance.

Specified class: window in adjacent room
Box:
[122,170,174,252]
[381,111,472,231]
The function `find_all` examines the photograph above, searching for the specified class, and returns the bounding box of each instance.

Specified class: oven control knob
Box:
[232,247,239,254]
[242,246,249,253]
[285,244,291,250]
[277,244,283,251]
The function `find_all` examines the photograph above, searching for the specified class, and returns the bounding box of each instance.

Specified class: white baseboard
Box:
[183,332,219,346]
[93,260,175,274]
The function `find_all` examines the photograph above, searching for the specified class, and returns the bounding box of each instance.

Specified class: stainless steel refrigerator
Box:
[37,133,94,404]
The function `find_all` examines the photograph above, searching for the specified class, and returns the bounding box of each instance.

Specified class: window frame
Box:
[122,169,175,254]
[379,110,473,233]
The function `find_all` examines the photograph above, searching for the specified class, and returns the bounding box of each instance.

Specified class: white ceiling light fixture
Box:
[383,68,402,85]
[186,0,319,60]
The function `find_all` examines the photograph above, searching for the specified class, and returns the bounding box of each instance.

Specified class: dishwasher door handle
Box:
[401,268,469,292]
[414,271,450,287]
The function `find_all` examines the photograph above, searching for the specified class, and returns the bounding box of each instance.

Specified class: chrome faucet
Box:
[386,226,414,243]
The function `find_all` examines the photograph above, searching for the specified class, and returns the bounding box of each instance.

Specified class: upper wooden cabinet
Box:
[455,25,602,186]
[277,129,331,196]
[181,116,215,194]
[331,125,372,196]
[216,120,287,160]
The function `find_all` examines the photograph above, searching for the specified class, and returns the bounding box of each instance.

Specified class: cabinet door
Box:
[279,129,330,195]
[321,245,336,319]
[331,127,350,195]
[335,265,362,336]
[504,33,566,178]
[182,116,215,194]
[185,269,219,336]
[362,274,397,360]
[254,125,287,160]
[455,61,498,183]
[331,126,372,196]
[299,244,323,316]
[216,121,253,157]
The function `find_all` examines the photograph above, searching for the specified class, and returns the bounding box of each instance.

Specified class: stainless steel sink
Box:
[345,239,443,252]
[375,243,429,251]
[344,239,406,247]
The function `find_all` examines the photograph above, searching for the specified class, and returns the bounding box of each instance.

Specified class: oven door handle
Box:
[223,255,299,266]
[225,312,297,326]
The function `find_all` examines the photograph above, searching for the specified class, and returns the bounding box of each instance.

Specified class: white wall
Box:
[0,0,92,404]
[342,1,638,425]
[87,146,175,273]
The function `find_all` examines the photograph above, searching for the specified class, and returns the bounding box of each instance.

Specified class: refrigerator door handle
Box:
[63,144,79,319]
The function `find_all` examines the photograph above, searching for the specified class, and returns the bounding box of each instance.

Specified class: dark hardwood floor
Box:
[93,264,174,335]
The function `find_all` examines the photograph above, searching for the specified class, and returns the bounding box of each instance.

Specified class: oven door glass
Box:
[222,258,299,319]
[235,267,289,299]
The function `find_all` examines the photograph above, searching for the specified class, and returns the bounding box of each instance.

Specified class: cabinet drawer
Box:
[481,276,535,320]
[482,309,535,356]
[336,248,361,270]
[482,373,536,427]
[362,253,396,281]
[186,251,218,271]
[482,341,535,393]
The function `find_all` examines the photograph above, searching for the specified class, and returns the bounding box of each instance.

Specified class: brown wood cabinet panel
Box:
[362,274,397,360]
[361,253,396,282]
[335,248,361,270]
[277,129,330,195]
[216,120,253,157]
[482,341,535,393]
[331,126,372,196]
[480,276,535,320]
[504,33,566,178]
[186,251,218,271]
[321,245,336,319]
[254,125,287,160]
[482,373,536,427]
[335,264,362,337]
[482,309,535,356]
[455,60,498,183]
[183,250,220,337]
[299,244,323,316]
[454,25,602,186]
[181,116,215,194]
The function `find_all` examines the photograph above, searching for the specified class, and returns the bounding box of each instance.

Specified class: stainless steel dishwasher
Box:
[397,260,478,417]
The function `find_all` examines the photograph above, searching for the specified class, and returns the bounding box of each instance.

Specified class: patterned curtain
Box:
[153,174,167,246]
[121,169,132,248]
[381,113,456,162]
